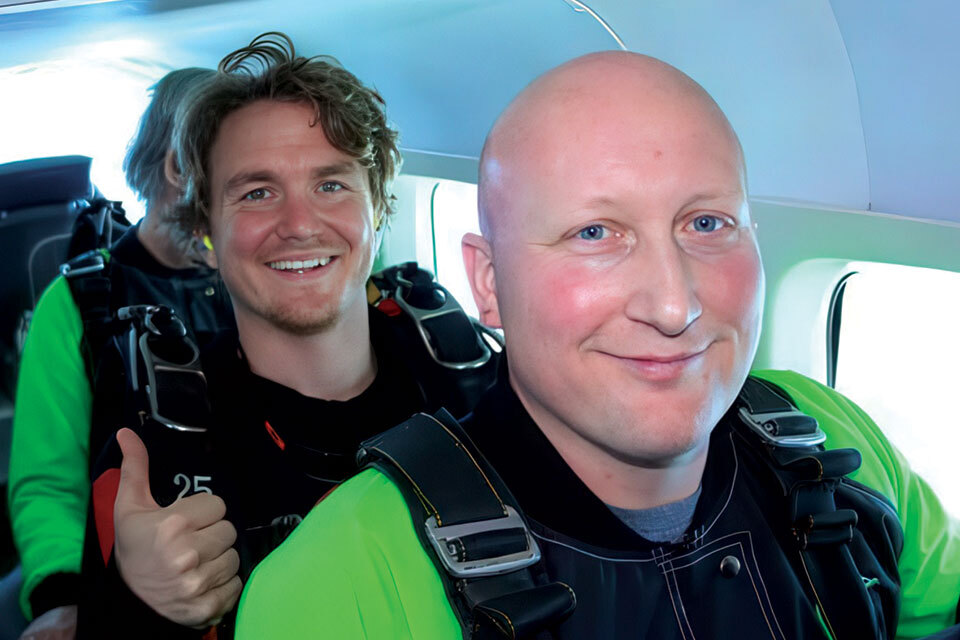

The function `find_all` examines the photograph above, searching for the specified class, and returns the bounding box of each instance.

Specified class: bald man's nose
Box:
[623,242,702,336]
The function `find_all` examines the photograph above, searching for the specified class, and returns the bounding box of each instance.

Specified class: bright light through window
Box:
[416,179,481,319]
[0,54,160,222]
[834,262,960,517]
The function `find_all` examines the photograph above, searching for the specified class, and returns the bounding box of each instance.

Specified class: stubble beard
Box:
[262,302,341,337]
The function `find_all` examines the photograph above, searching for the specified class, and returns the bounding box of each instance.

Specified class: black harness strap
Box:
[736,377,898,639]
[62,250,115,383]
[60,199,132,381]
[359,411,575,639]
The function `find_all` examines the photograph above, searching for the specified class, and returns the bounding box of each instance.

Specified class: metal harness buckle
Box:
[118,305,209,433]
[738,407,826,448]
[60,251,105,278]
[425,506,541,578]
[393,273,492,371]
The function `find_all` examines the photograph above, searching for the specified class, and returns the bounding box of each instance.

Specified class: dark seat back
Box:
[0,155,94,485]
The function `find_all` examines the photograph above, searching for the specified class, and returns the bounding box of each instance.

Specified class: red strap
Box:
[92,468,121,566]
[264,420,286,451]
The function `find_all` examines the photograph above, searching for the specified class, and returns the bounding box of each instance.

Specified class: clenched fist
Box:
[113,428,241,628]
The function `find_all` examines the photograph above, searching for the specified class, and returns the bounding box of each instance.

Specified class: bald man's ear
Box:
[462,232,501,328]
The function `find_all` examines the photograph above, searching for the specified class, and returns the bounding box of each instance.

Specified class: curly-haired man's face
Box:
[206,99,377,336]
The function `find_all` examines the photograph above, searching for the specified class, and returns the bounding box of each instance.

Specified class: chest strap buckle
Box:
[738,407,826,448]
[737,377,826,448]
[425,505,541,578]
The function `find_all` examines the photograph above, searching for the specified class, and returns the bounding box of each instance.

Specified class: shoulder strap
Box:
[369,262,501,417]
[61,249,115,382]
[735,376,901,639]
[359,411,575,639]
[65,198,131,262]
[59,197,131,376]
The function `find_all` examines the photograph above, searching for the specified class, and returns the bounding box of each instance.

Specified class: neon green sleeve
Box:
[236,468,461,640]
[8,276,92,618]
[753,369,960,639]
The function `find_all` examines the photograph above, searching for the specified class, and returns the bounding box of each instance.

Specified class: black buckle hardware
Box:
[738,407,826,448]
[425,506,541,578]
[118,305,209,433]
[60,250,105,278]
[393,272,492,371]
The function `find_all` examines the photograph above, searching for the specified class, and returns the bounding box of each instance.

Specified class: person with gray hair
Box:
[8,67,234,640]
[123,67,216,270]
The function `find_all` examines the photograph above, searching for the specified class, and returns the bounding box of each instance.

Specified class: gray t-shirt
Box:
[606,485,702,543]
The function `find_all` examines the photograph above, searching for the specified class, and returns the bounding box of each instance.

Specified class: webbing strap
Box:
[359,411,575,638]
[361,412,507,526]
[736,376,889,639]
[63,251,115,380]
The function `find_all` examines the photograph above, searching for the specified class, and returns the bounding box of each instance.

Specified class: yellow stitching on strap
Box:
[476,607,516,639]
[370,445,443,526]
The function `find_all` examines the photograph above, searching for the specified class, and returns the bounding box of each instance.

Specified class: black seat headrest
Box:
[0,155,94,212]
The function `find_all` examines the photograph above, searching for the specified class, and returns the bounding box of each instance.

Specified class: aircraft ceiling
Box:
[1,0,957,225]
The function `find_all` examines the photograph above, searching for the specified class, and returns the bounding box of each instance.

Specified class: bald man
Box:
[234,52,960,640]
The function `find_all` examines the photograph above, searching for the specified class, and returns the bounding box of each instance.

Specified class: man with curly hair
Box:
[77,33,495,639]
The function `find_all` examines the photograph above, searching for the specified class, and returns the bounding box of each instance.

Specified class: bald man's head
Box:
[462,50,762,469]
[478,51,745,246]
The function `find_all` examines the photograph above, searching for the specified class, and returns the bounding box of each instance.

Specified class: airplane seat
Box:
[0,156,93,582]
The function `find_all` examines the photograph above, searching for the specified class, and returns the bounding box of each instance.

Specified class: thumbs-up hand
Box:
[113,428,242,629]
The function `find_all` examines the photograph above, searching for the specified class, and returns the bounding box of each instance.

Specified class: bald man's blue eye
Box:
[693,216,721,232]
[578,225,606,240]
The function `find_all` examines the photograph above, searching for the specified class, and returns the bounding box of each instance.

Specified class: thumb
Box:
[115,428,159,512]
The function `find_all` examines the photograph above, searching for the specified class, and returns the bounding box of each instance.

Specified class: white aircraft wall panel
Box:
[830,0,960,223]
[589,0,871,214]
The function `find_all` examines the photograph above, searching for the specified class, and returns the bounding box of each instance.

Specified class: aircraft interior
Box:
[0,1,958,637]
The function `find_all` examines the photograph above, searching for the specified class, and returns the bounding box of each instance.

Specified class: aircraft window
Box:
[830,262,960,517]
[415,178,481,319]
[0,56,155,221]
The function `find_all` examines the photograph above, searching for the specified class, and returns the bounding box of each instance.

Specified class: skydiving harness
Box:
[112,304,213,434]
[359,410,576,639]
[63,254,500,465]
[368,262,501,418]
[359,377,902,639]
[250,262,502,484]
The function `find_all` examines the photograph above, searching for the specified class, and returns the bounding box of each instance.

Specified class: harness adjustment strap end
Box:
[795,508,858,548]
[452,528,529,562]
[473,582,576,639]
